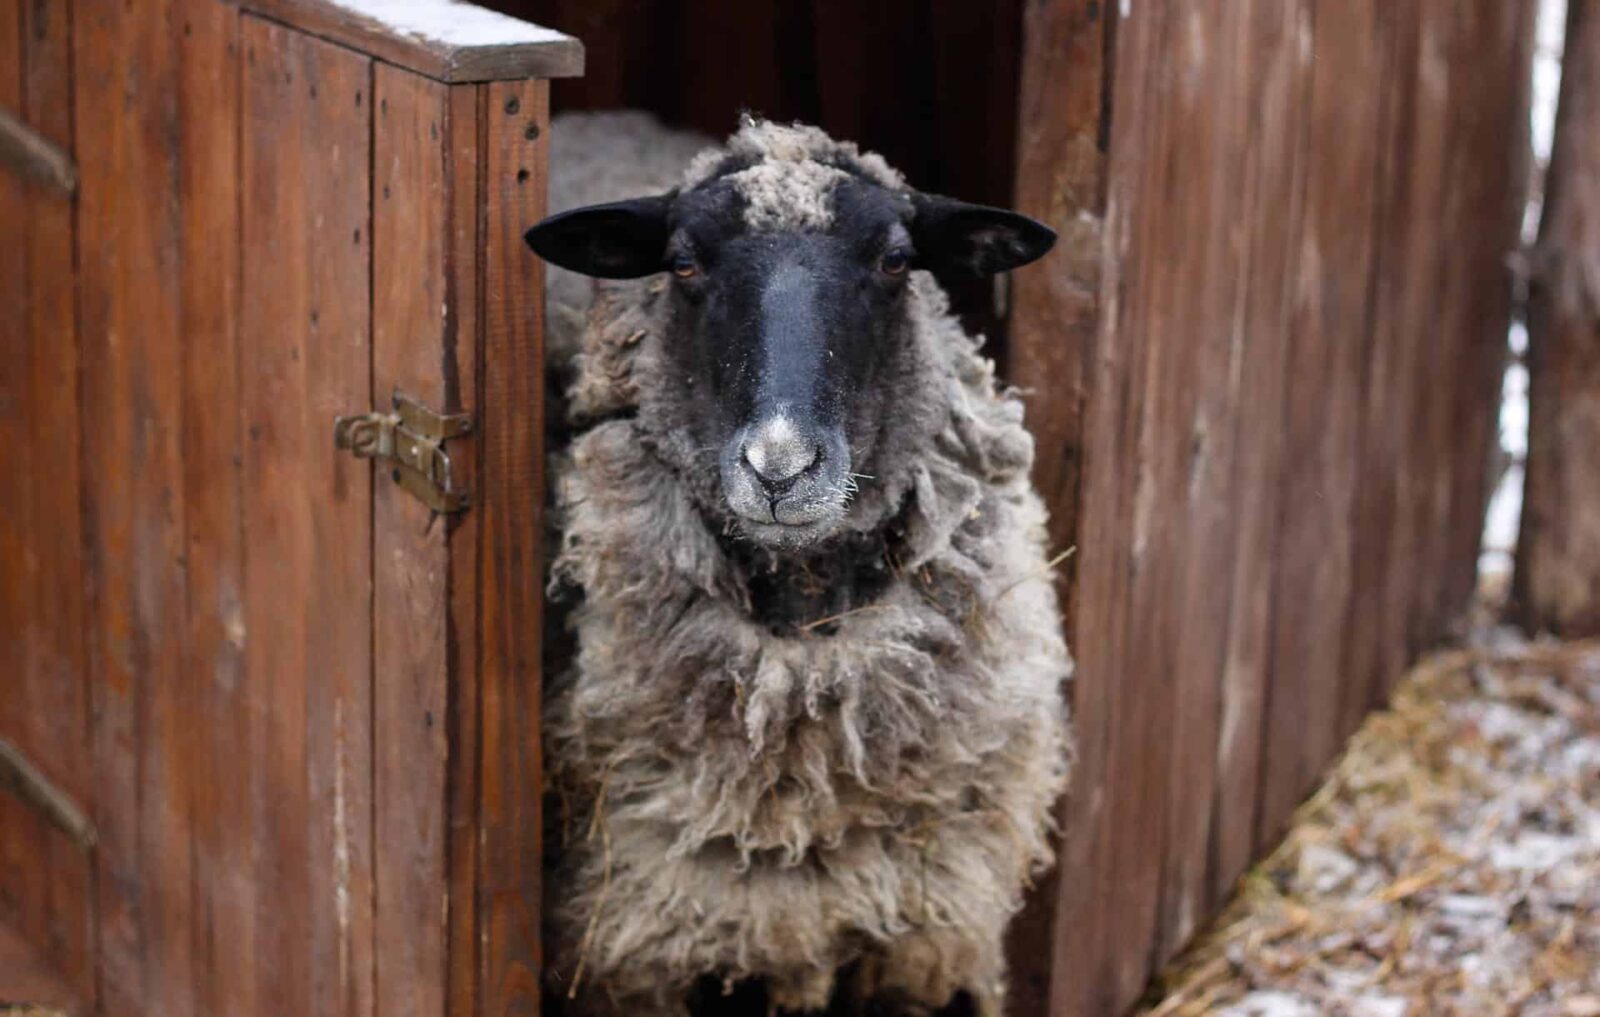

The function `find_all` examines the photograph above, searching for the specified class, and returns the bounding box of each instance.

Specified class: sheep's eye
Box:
[879,249,910,276]
[672,253,699,279]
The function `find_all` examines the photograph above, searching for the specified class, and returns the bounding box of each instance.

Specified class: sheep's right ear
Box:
[523,194,674,279]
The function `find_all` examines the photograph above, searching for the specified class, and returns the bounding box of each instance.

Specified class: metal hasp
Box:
[334,390,473,513]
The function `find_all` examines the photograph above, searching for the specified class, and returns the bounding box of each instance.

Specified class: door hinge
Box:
[334,390,473,514]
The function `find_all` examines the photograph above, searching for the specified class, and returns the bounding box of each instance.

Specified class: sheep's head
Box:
[526,120,1054,550]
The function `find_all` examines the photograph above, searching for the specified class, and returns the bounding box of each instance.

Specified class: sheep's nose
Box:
[742,416,820,490]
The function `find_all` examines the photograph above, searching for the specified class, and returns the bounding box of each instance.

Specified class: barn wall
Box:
[1008,3,1537,1015]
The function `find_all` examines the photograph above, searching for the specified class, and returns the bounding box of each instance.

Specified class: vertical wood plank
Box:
[1005,2,1108,1007]
[18,0,90,810]
[372,62,453,1017]
[478,77,548,1017]
[73,0,193,1012]
[1008,0,1109,640]
[239,18,374,1017]
[19,0,94,996]
[1255,0,1385,850]
[1155,0,1256,959]
[1386,0,1457,687]
[1051,3,1160,1012]
[176,3,252,1017]
[1438,0,1532,628]
[1340,3,1424,741]
[1518,0,1600,636]
[444,80,484,1017]
[0,0,46,972]
[1206,0,1315,910]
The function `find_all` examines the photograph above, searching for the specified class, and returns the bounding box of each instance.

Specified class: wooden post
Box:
[1516,0,1600,637]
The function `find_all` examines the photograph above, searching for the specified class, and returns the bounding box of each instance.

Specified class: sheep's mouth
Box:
[718,425,853,549]
[734,514,844,550]
[724,486,850,549]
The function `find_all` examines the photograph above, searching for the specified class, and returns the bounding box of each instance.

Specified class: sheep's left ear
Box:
[523,193,674,279]
[909,193,1056,277]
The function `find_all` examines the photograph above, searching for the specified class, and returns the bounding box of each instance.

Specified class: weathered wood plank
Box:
[1255,0,1385,852]
[1387,0,1459,683]
[176,3,253,1017]
[1154,0,1257,961]
[242,0,582,82]
[478,77,548,1017]
[1004,1,1108,1007]
[1443,0,1530,621]
[13,0,92,998]
[1518,0,1600,636]
[1206,0,1315,911]
[0,0,36,954]
[443,79,484,1017]
[1050,2,1159,1011]
[1336,0,1416,789]
[239,18,375,1017]
[372,62,453,1017]
[73,1,193,1011]
[1008,0,1108,637]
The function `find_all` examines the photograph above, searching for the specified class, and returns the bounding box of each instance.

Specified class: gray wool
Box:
[546,119,1073,1017]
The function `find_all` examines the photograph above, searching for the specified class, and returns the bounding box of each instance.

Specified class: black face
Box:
[527,162,1055,550]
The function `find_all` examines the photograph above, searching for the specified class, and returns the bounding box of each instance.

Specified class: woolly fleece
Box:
[546,118,1073,1017]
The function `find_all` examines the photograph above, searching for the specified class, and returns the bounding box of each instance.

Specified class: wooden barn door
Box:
[1,1,570,1013]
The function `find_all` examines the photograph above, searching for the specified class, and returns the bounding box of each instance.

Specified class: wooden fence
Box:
[1007,3,1535,1014]
[0,1,1536,1016]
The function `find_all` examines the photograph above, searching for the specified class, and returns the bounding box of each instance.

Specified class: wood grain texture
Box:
[1029,2,1533,1013]
[478,77,548,1017]
[176,4,254,1017]
[243,0,582,82]
[1152,1,1255,961]
[0,4,31,962]
[1518,0,1600,636]
[0,916,82,1012]
[73,1,193,1012]
[1206,0,1313,913]
[1440,4,1531,630]
[1,0,94,997]
[239,18,375,1017]
[443,80,484,1017]
[1003,2,1109,1008]
[1048,4,1159,1010]
[372,62,454,1017]
[1254,0,1385,852]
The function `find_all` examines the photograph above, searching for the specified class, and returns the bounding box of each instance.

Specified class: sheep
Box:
[528,116,1073,1017]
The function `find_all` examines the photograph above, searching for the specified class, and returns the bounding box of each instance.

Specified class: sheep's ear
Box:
[909,193,1056,277]
[523,194,674,279]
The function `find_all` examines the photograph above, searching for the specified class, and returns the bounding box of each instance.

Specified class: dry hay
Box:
[1141,635,1600,1017]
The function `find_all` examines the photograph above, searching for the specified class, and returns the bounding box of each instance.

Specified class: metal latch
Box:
[334,390,473,514]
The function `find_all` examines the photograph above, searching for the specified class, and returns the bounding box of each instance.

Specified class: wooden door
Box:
[0,2,578,1014]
